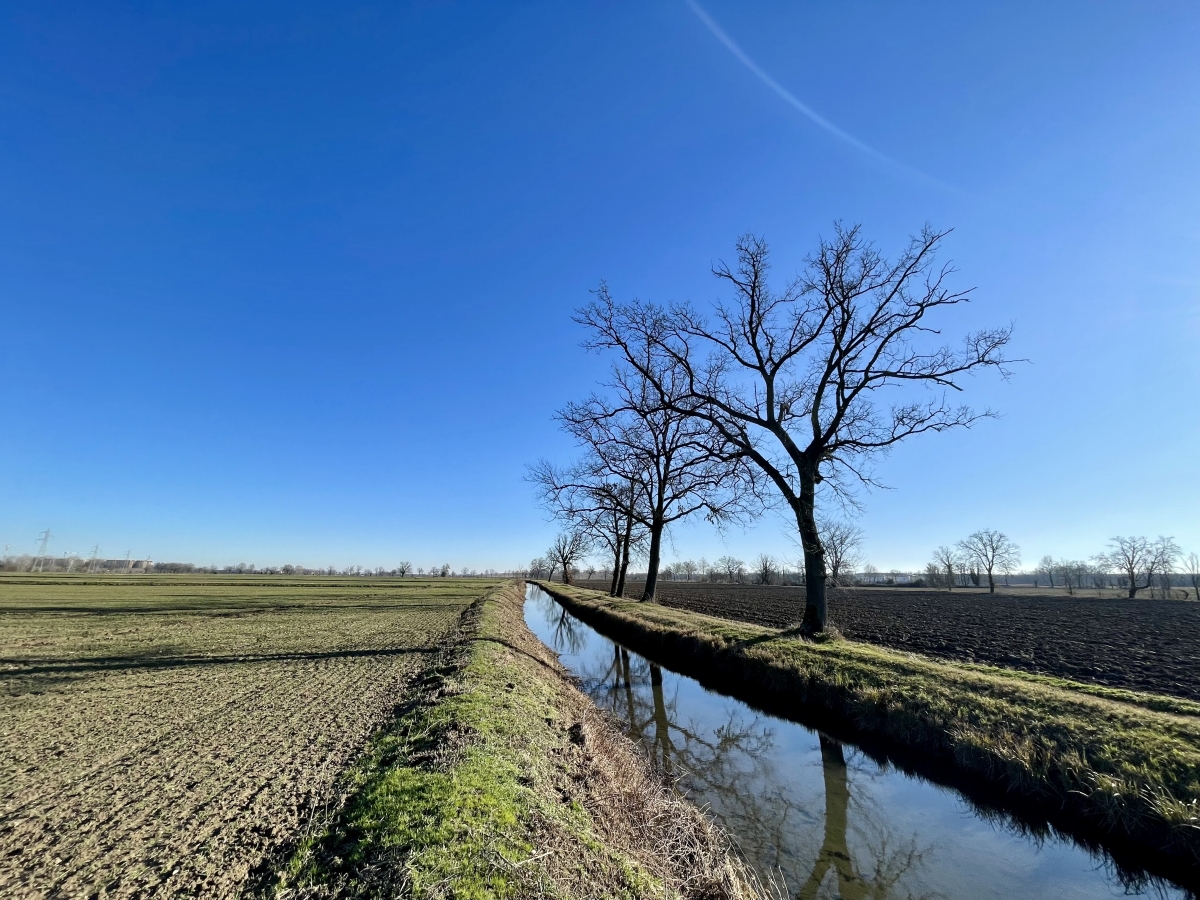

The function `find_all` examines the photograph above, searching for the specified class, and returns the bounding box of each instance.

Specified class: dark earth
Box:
[578,581,1200,702]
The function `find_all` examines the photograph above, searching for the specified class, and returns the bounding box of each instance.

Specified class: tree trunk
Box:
[616,513,633,598]
[609,538,622,596]
[641,521,664,602]
[987,570,995,593]
[796,461,827,633]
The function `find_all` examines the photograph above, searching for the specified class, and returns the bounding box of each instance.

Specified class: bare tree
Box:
[529,460,645,597]
[547,531,591,585]
[396,561,412,577]
[578,226,1014,632]
[999,555,1020,587]
[956,529,1020,594]
[1186,552,1200,602]
[1037,555,1056,588]
[754,554,775,585]
[1055,558,1077,595]
[931,545,959,591]
[1099,535,1181,599]
[1077,561,1093,593]
[819,520,864,587]
[716,555,744,583]
[922,561,944,589]
[552,358,755,604]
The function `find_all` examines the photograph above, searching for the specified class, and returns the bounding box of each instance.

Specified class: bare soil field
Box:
[0,574,492,899]
[578,581,1200,701]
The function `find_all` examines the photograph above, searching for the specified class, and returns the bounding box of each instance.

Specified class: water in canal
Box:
[524,584,1192,900]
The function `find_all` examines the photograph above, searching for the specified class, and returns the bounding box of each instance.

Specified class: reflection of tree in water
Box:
[573,638,932,899]
[794,736,929,900]
[533,593,591,656]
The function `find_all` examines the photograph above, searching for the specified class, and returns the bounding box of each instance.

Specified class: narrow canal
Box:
[524,584,1193,900]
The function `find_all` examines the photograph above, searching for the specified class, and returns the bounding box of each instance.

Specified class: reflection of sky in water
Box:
[524,586,1192,900]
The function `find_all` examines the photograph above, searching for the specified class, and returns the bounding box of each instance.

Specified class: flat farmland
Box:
[0,574,492,899]
[585,582,1200,701]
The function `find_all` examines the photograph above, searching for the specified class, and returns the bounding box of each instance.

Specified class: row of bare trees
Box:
[528,314,759,601]
[531,224,1013,630]
[925,534,1194,599]
[925,529,1021,594]
[528,531,593,585]
[1084,536,1185,599]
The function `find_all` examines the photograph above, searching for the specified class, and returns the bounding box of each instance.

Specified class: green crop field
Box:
[0,574,496,899]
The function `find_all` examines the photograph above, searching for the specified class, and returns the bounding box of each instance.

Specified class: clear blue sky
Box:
[2,1,1197,571]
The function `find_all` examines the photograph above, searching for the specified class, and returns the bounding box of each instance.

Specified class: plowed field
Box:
[580,582,1200,701]
[0,574,491,899]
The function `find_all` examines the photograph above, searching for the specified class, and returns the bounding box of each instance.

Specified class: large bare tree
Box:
[1098,535,1181,599]
[956,529,1020,594]
[578,225,1014,632]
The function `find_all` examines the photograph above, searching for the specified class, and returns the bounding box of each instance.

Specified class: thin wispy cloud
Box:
[685,0,956,192]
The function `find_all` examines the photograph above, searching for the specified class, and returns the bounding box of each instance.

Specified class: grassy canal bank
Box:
[265,580,764,900]
[534,580,1200,879]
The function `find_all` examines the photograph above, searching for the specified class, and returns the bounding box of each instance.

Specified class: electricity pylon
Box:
[32,530,51,573]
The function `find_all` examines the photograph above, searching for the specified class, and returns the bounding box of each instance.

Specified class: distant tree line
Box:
[0,554,521,579]
[920,533,1194,599]
[525,526,1200,602]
